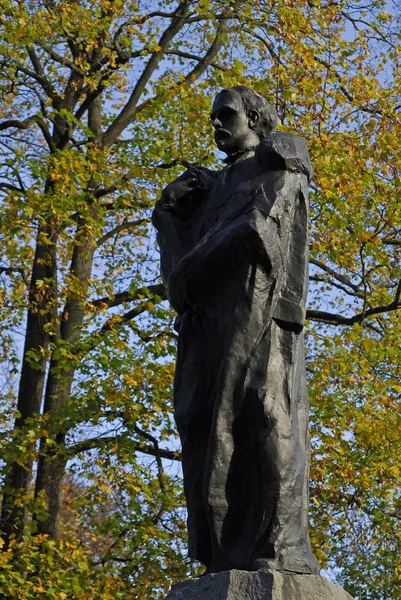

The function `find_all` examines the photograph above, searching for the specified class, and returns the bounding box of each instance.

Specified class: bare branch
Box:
[102,1,192,147]
[35,40,85,77]
[309,275,363,299]
[134,426,166,491]
[310,258,362,295]
[98,302,157,337]
[381,237,401,246]
[91,283,166,309]
[96,217,149,246]
[0,115,55,151]
[0,267,29,287]
[15,62,56,100]
[164,49,227,70]
[307,280,401,326]
[0,182,25,194]
[313,55,385,116]
[0,115,41,131]
[181,14,229,83]
[27,48,57,99]
[133,11,230,118]
[155,157,203,169]
[68,434,181,461]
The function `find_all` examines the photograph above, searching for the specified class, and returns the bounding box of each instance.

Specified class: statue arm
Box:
[167,170,309,318]
[152,208,186,287]
[152,168,215,285]
[167,205,281,313]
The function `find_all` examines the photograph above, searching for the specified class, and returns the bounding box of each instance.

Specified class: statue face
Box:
[211,90,260,156]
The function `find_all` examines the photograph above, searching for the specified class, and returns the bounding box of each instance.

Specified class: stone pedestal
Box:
[165,569,354,600]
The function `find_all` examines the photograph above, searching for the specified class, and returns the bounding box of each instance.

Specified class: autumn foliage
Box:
[0,0,400,598]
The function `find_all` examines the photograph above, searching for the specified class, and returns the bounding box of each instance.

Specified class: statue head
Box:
[211,86,278,156]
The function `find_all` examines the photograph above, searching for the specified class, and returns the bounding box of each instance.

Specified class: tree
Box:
[0,0,399,598]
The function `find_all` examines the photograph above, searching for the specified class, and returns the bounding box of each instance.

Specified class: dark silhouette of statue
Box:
[152,86,320,575]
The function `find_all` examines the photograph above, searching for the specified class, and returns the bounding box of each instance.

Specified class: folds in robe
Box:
[152,133,320,575]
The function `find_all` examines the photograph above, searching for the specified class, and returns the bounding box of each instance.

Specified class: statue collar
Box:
[223,145,257,165]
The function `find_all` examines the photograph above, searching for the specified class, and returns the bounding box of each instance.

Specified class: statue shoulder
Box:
[255,132,313,182]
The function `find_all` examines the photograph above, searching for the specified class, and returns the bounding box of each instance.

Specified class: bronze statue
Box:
[152,86,320,575]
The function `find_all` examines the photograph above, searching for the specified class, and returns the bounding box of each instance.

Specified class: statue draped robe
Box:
[152,133,320,575]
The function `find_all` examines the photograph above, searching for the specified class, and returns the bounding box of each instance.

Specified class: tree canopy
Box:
[0,0,400,598]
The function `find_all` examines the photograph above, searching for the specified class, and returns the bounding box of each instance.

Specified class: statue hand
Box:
[160,168,214,216]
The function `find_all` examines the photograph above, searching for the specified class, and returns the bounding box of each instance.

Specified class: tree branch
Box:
[93,166,153,198]
[15,62,56,100]
[78,284,168,358]
[134,426,166,492]
[68,434,180,461]
[91,283,166,309]
[309,275,364,299]
[102,1,191,147]
[35,40,85,76]
[181,13,229,84]
[133,11,230,118]
[154,157,203,169]
[0,115,55,151]
[0,115,42,131]
[0,182,25,194]
[96,217,149,246]
[310,258,362,295]
[313,55,384,116]
[164,49,227,70]
[244,28,281,63]
[27,48,57,99]
[0,267,29,287]
[98,303,157,337]
[307,280,401,326]
[381,237,401,246]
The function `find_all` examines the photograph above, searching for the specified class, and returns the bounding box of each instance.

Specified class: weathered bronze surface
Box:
[152,86,319,575]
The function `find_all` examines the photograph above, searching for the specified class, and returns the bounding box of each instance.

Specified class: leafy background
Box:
[0,0,400,598]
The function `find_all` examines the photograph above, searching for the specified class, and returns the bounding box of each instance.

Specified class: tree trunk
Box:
[34,216,97,538]
[0,221,57,544]
[34,99,102,539]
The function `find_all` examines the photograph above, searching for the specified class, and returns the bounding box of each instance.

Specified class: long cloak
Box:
[152,133,320,574]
